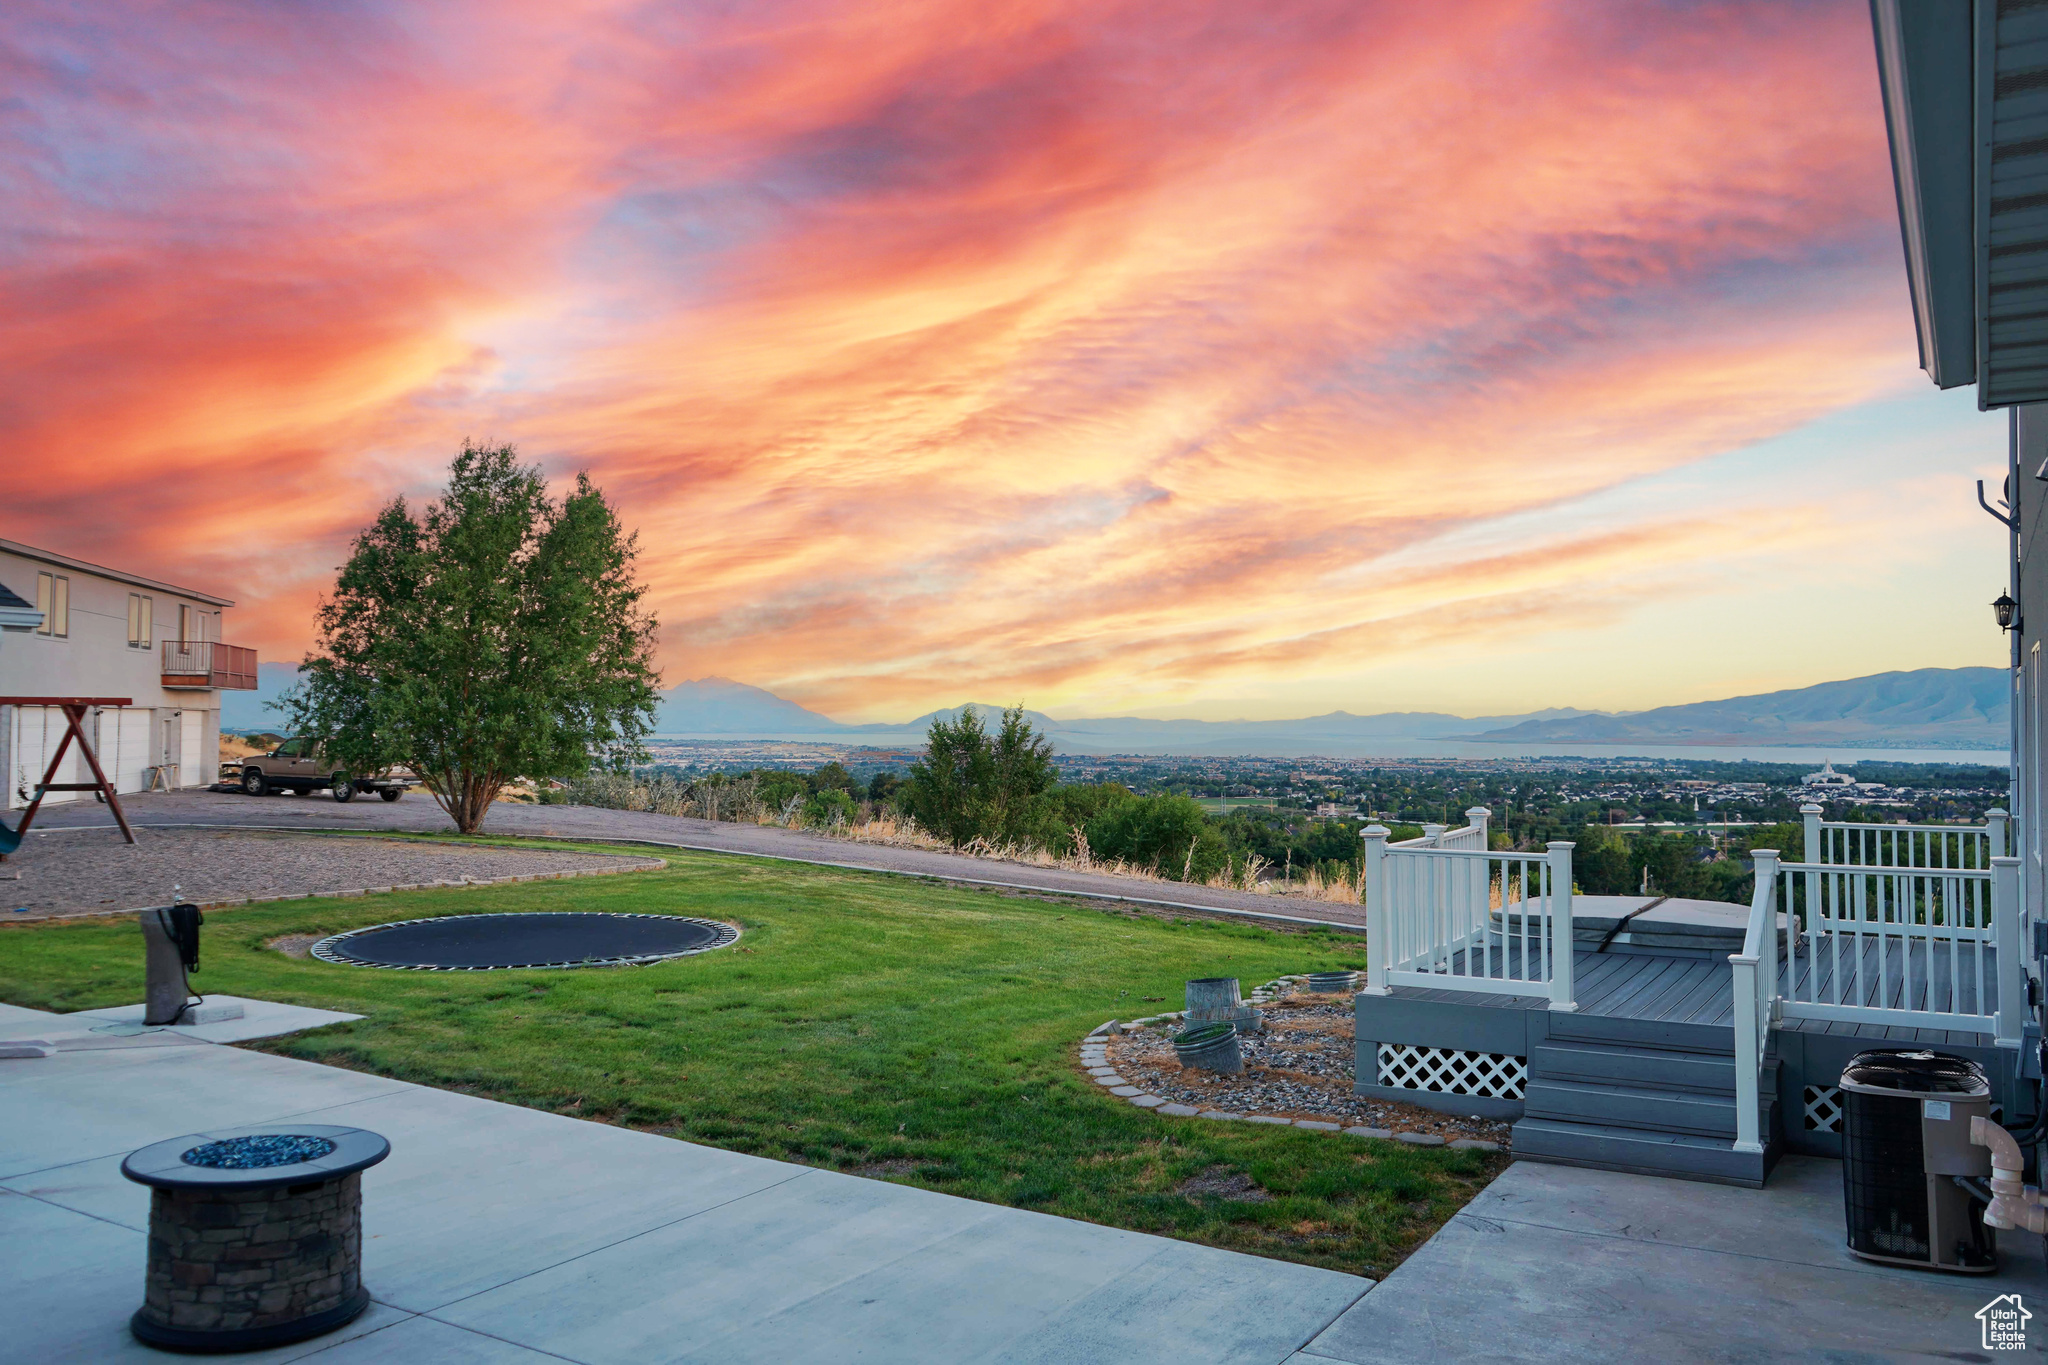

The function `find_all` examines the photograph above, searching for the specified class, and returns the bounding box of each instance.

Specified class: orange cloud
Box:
[1,0,1962,719]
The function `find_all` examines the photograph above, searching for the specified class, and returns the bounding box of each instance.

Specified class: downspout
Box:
[2010,407,2023,847]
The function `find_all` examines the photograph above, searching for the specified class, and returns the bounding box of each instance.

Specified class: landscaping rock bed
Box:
[1082,974,1511,1149]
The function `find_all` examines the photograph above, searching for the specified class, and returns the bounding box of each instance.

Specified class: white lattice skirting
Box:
[1376,1043,1527,1100]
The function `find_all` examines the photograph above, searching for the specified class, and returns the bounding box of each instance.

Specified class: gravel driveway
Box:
[19,790,1369,933]
[1,826,665,920]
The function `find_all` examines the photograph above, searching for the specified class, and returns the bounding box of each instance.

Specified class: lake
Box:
[648,732,2007,768]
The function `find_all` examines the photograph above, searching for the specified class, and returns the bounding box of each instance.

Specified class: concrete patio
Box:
[1294,1155,2048,1364]
[7,992,2046,1362]
[0,1001,1369,1364]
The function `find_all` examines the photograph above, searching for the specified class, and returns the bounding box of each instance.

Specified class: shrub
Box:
[802,790,857,828]
[900,706,1057,847]
[1083,793,1228,882]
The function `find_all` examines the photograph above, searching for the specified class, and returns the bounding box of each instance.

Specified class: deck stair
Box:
[1511,1014,1778,1187]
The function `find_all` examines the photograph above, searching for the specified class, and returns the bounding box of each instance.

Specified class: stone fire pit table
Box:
[120,1124,389,1352]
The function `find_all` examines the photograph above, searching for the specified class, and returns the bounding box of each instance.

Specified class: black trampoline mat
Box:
[314,913,733,970]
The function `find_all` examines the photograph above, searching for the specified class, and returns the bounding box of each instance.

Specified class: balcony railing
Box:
[161,640,258,690]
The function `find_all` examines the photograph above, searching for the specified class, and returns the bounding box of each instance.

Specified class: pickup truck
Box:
[230,737,412,803]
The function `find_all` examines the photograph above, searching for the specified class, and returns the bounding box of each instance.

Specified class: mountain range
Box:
[224,664,2008,754]
[644,667,2008,753]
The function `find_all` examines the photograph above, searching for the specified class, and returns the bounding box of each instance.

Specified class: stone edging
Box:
[1077,973,1503,1153]
[5,856,669,923]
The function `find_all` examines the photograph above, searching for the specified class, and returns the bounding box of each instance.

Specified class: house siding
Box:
[0,545,232,810]
[2016,407,2048,932]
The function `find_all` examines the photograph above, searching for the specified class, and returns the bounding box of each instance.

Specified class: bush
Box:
[806,762,859,796]
[900,706,1057,847]
[802,790,857,828]
[1083,793,1228,882]
[1031,782,1132,854]
[1573,827,1634,895]
[755,771,808,821]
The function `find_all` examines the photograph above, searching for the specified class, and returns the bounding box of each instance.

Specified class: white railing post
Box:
[1751,848,1781,1023]
[1362,825,1391,996]
[1800,803,1823,936]
[1988,807,2009,860]
[1465,806,1491,848]
[1994,855,2024,1048]
[1547,840,1576,1012]
[1730,954,1762,1153]
[1421,822,1446,849]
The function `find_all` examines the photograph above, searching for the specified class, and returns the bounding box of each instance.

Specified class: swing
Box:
[0,696,136,861]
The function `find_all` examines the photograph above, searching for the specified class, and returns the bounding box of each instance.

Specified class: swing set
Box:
[0,696,136,860]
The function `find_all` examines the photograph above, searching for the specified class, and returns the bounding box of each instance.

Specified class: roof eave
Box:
[0,539,235,608]
[1872,0,1978,391]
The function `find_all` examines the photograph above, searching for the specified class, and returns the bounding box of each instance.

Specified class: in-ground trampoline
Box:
[311,913,739,971]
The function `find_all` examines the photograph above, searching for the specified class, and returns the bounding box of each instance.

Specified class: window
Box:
[34,572,67,637]
[179,603,193,643]
[128,593,152,649]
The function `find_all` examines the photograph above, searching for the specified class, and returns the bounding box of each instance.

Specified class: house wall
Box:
[0,545,229,810]
[2017,408,2048,937]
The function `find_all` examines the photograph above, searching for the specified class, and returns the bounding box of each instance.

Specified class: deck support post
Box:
[1547,841,1576,1012]
[1361,825,1390,995]
[1988,808,2009,859]
[1994,855,2024,1048]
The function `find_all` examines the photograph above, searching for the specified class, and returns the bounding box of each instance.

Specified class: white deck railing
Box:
[1802,804,2005,872]
[1389,810,1490,852]
[1790,804,2018,1042]
[1362,808,1577,1011]
[1763,857,2013,1036]
[1733,814,2024,1150]
[1730,850,1780,1154]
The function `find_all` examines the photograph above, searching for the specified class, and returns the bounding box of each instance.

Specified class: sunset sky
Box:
[2,0,2010,723]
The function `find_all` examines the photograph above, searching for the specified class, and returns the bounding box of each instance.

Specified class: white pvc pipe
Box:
[1971,1116,2048,1233]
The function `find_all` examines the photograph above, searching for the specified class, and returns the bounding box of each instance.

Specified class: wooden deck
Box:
[1392,941,1999,1046]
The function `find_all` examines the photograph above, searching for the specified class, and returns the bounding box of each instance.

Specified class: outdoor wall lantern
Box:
[1994,592,2019,631]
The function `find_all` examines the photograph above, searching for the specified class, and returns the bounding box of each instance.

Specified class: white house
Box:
[0,538,255,810]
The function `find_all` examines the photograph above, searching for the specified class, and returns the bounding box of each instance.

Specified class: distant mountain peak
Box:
[1470,667,2006,749]
[439,667,2005,756]
[652,678,845,733]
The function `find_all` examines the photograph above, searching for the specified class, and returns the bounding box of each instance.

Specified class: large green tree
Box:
[901,705,1057,846]
[288,442,660,833]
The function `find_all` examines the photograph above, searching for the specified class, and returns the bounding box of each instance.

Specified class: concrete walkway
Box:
[21,789,1367,932]
[0,1004,1368,1364]
[1295,1156,2048,1364]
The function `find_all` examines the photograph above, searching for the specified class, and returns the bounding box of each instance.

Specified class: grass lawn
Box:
[0,840,1502,1276]
[1186,797,1280,815]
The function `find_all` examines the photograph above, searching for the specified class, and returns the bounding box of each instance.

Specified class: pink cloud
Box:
[0,0,1929,715]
